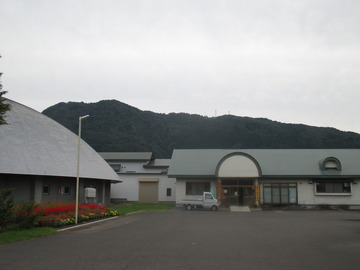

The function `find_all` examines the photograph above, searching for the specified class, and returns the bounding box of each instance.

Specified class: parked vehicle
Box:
[182,192,219,211]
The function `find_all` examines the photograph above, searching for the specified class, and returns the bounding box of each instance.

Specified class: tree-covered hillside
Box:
[42,100,360,158]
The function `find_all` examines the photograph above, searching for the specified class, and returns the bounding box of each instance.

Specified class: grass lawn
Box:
[0,227,57,245]
[110,202,175,215]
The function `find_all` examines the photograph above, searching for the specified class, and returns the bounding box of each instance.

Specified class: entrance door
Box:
[243,187,255,206]
[222,187,246,206]
[221,179,255,207]
[226,187,239,205]
[139,181,158,203]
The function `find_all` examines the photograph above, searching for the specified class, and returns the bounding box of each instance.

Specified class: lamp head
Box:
[80,115,90,120]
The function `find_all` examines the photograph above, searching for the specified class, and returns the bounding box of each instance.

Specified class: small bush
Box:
[0,188,14,232]
[14,201,42,229]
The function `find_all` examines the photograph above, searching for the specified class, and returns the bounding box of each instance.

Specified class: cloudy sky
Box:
[1,0,360,133]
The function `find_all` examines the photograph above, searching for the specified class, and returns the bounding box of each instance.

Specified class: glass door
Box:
[222,187,255,206]
[222,187,238,206]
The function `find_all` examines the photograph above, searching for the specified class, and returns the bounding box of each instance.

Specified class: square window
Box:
[64,186,71,195]
[58,186,71,195]
[42,185,50,194]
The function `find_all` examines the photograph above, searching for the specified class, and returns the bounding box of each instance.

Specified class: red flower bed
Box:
[34,203,107,215]
[32,201,119,227]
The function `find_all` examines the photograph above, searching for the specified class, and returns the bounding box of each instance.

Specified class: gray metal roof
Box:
[168,149,360,178]
[99,152,153,161]
[0,99,121,182]
[144,159,171,168]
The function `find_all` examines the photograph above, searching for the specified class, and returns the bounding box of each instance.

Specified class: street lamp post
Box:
[75,115,90,224]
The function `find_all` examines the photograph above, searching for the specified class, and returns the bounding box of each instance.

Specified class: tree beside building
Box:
[0,55,11,125]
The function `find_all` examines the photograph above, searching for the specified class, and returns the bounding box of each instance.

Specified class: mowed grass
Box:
[0,227,57,245]
[110,202,175,215]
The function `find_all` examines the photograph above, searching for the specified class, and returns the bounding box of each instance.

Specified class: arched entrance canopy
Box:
[216,152,262,178]
[215,152,262,207]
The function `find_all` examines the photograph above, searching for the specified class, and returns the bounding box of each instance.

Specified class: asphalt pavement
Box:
[1,209,360,270]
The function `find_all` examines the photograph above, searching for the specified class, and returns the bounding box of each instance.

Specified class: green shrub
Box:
[14,201,41,229]
[0,188,14,232]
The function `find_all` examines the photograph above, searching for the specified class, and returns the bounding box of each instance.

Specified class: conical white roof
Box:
[0,99,120,181]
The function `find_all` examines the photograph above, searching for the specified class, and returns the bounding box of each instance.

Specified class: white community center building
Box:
[168,149,360,209]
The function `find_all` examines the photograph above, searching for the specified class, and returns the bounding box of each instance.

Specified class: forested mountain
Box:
[42,100,360,158]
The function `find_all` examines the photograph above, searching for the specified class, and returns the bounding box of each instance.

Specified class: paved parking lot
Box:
[1,209,360,270]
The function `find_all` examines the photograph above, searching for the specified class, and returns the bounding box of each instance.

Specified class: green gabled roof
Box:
[168,149,360,178]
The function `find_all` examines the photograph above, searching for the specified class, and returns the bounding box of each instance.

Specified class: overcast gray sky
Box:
[1,0,360,133]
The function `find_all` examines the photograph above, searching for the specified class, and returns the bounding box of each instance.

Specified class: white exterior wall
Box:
[111,173,176,202]
[158,174,176,202]
[120,161,149,174]
[109,160,176,202]
[175,178,216,205]
[110,160,145,201]
[111,174,140,201]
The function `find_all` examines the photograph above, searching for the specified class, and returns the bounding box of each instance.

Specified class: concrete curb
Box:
[57,216,119,232]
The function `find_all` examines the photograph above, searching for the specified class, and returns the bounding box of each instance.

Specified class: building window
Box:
[320,157,341,171]
[186,182,210,195]
[110,164,121,172]
[263,183,297,204]
[316,181,351,194]
[42,185,50,195]
[58,186,71,195]
[166,188,171,197]
[64,186,71,195]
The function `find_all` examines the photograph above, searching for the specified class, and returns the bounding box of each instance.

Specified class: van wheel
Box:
[186,204,193,211]
[211,205,218,211]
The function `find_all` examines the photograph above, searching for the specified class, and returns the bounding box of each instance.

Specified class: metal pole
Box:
[75,115,89,224]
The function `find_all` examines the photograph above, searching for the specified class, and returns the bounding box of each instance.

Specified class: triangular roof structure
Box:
[0,99,120,182]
